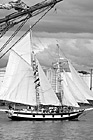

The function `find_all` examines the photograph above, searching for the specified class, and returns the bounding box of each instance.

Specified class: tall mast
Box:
[57,44,63,105]
[29,27,40,110]
[29,23,33,62]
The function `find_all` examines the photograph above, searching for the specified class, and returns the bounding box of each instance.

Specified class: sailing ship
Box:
[0,31,93,121]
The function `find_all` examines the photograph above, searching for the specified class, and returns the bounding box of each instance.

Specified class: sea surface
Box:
[0,108,93,140]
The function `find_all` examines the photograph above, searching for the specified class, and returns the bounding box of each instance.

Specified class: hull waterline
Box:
[6,109,84,121]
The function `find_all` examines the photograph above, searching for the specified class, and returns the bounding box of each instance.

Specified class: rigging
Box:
[0,6,53,59]
[0,0,63,59]
[0,0,63,36]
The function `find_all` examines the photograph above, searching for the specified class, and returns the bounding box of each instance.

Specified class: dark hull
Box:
[6,109,84,121]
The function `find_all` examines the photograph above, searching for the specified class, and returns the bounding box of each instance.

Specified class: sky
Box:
[0,0,93,72]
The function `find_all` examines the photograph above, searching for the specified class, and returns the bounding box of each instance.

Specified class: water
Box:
[0,110,93,140]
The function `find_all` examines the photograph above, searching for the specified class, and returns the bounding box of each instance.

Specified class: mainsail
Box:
[0,50,36,105]
[68,61,93,100]
[0,32,60,106]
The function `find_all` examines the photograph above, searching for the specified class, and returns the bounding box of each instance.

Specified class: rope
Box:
[0,16,28,38]
[0,6,50,37]
[0,14,31,53]
[0,6,53,59]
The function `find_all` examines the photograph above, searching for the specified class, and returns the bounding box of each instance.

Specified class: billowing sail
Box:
[62,78,79,107]
[0,32,60,106]
[13,32,32,65]
[37,59,60,106]
[63,70,89,104]
[69,62,93,100]
[0,50,36,105]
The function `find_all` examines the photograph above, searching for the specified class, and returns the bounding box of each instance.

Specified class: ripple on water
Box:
[0,111,93,140]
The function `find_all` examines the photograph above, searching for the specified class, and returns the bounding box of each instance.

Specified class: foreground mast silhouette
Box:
[0,0,63,37]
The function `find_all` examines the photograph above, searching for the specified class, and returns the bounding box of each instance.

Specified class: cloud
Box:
[0,29,93,71]
[33,31,93,39]
[0,0,93,72]
[69,0,93,12]
[1,0,93,34]
[22,33,92,71]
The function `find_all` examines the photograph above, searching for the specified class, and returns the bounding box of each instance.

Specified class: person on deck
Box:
[8,104,13,110]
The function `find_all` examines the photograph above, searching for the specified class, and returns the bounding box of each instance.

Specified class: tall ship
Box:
[0,0,93,121]
[0,31,93,121]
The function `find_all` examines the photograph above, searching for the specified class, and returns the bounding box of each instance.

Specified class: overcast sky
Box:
[0,0,93,72]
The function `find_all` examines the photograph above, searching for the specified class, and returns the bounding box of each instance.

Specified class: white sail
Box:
[69,62,93,100]
[0,50,36,105]
[37,59,61,106]
[63,70,89,104]
[62,78,79,107]
[13,32,32,65]
[0,32,60,106]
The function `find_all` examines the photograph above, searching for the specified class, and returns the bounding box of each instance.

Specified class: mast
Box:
[53,67,57,93]
[29,27,40,110]
[57,44,63,106]
[52,44,64,105]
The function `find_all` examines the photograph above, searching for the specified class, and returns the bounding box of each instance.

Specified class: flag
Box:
[32,52,40,89]
[32,51,41,105]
